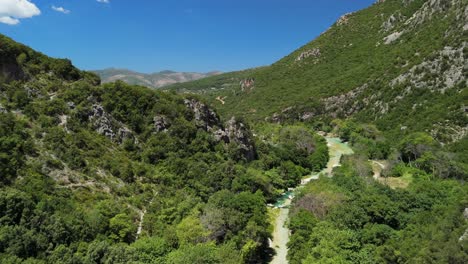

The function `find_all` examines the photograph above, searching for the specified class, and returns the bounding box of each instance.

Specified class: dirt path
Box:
[135,193,156,239]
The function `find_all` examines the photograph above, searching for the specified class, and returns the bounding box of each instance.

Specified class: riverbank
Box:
[269,136,353,264]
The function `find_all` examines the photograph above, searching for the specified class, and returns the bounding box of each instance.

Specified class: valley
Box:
[269,136,353,264]
[0,0,467,263]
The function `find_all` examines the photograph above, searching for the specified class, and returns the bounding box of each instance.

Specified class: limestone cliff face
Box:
[223,117,257,161]
[184,99,223,131]
[88,104,134,144]
[83,97,257,160]
[184,99,256,161]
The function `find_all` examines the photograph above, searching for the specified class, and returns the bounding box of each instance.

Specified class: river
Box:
[269,137,353,264]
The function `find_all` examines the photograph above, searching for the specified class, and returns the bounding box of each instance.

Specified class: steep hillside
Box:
[167,0,467,144]
[0,34,332,263]
[93,68,221,89]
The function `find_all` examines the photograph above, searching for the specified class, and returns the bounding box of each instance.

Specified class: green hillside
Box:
[0,33,334,263]
[0,0,467,263]
[167,0,467,144]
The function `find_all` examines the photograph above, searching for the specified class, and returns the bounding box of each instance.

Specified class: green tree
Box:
[109,214,136,243]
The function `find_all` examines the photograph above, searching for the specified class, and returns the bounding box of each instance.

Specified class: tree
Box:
[166,243,219,264]
[176,214,209,246]
[0,113,32,184]
[109,214,136,243]
[399,132,438,163]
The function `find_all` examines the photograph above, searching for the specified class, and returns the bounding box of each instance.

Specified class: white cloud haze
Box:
[52,5,70,14]
[0,0,40,25]
[97,0,110,3]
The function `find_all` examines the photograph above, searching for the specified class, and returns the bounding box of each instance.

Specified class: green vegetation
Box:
[1,0,467,263]
[287,121,468,263]
[166,3,468,260]
[288,171,467,263]
[0,34,329,263]
[166,0,467,147]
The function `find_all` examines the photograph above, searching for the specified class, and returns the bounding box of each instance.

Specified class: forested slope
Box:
[286,121,468,263]
[1,0,467,263]
[166,0,467,145]
[0,34,329,263]
[165,1,468,262]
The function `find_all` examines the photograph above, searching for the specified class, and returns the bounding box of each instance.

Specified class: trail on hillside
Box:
[269,137,353,264]
[136,193,157,239]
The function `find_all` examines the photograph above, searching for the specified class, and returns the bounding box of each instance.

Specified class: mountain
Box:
[1,0,468,263]
[93,68,221,88]
[165,2,468,261]
[0,33,334,263]
[167,0,467,144]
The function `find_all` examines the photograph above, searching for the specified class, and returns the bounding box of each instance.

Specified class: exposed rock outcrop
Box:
[153,115,169,132]
[383,0,462,45]
[460,208,468,242]
[184,99,256,160]
[67,102,76,110]
[59,115,68,131]
[337,13,353,26]
[321,84,368,118]
[88,104,134,143]
[296,48,321,62]
[0,103,6,113]
[267,106,319,124]
[404,0,454,29]
[430,122,468,144]
[184,99,223,131]
[24,85,42,99]
[240,78,255,92]
[223,117,256,161]
[382,12,404,32]
[383,31,403,44]
[0,57,26,81]
[390,44,467,92]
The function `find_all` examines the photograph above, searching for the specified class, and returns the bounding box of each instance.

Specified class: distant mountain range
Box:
[93,68,222,88]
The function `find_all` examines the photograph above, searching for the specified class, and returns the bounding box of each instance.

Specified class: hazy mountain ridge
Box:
[93,68,222,88]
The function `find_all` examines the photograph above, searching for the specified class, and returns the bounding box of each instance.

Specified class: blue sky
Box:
[0,0,375,73]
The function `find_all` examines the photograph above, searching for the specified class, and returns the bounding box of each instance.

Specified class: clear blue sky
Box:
[0,0,375,73]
